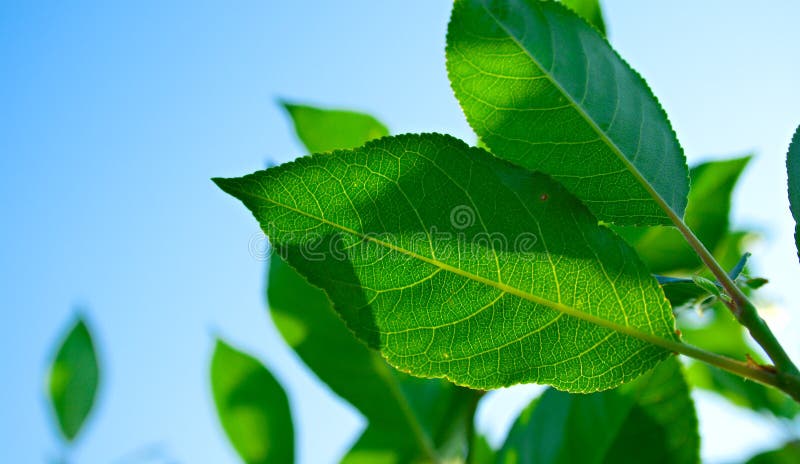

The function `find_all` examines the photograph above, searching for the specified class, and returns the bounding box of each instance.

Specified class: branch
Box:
[666,209,800,378]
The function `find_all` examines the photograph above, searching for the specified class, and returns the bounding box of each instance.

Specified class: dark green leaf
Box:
[210,340,294,464]
[447,0,688,225]
[786,125,800,262]
[282,101,389,154]
[615,156,750,273]
[497,358,698,464]
[561,0,606,35]
[746,441,800,464]
[216,133,677,392]
[47,316,100,442]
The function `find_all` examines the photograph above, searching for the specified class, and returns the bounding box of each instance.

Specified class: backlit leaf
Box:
[210,340,294,464]
[282,101,389,154]
[447,0,688,226]
[215,133,677,392]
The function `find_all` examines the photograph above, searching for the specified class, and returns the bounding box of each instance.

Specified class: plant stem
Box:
[465,389,485,464]
[666,208,800,377]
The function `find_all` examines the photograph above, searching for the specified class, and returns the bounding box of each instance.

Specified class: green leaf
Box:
[47,316,100,442]
[691,275,720,298]
[497,358,698,464]
[746,441,800,464]
[446,0,688,226]
[210,339,294,464]
[786,125,800,262]
[615,157,750,273]
[215,133,677,392]
[274,103,474,462]
[282,101,389,154]
[561,0,606,35]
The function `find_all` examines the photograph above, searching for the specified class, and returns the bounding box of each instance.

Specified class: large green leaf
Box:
[446,0,688,226]
[615,156,750,273]
[272,103,473,462]
[497,358,698,464]
[746,441,800,464]
[282,102,389,154]
[561,0,606,35]
[47,316,100,442]
[210,340,294,464]
[786,125,800,262]
[215,133,677,392]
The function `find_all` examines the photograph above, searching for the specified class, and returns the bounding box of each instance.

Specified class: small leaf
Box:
[210,339,294,464]
[216,133,677,392]
[691,275,721,298]
[281,101,389,154]
[615,156,750,273]
[447,0,689,225]
[786,125,800,262]
[746,441,800,464]
[497,358,699,464]
[561,0,606,35]
[47,315,100,442]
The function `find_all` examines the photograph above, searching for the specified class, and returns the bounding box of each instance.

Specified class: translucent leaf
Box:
[215,133,677,392]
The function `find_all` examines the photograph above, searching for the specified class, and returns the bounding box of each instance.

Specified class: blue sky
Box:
[2,1,800,463]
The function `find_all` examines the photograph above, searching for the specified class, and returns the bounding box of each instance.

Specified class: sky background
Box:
[2,1,800,463]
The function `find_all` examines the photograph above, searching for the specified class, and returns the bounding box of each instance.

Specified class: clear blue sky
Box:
[2,1,799,463]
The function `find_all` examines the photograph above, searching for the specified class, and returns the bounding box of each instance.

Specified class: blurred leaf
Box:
[210,340,293,464]
[272,103,472,462]
[746,441,800,464]
[616,156,750,273]
[447,0,688,226]
[281,101,389,154]
[496,358,698,464]
[47,316,100,442]
[216,133,677,392]
[470,433,496,464]
[561,0,606,35]
[786,125,800,262]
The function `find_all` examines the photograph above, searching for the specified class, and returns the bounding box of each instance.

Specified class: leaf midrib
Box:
[229,185,683,358]
[475,1,680,222]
